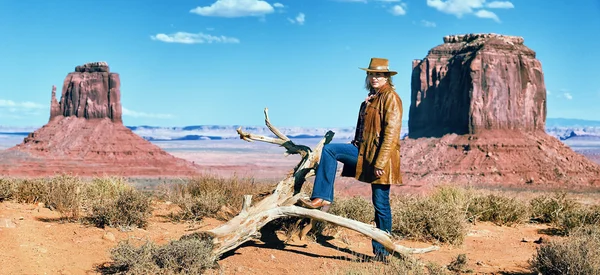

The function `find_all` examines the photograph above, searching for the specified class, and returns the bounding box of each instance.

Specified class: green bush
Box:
[329,195,374,224]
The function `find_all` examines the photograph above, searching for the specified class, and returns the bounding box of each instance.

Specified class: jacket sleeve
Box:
[374,91,403,170]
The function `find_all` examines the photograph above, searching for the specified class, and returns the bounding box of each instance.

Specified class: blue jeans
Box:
[311,143,392,257]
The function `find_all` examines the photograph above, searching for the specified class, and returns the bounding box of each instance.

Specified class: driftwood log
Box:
[202,108,439,258]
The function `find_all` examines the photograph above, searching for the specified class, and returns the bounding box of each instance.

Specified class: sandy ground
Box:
[0,199,557,275]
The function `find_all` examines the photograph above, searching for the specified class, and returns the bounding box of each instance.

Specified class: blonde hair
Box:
[364,72,394,92]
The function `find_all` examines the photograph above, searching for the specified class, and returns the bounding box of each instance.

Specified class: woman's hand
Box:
[374,168,385,177]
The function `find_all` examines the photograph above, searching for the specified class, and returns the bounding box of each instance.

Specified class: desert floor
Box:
[1,137,600,274]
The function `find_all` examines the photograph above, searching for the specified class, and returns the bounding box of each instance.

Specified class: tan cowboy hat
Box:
[359,57,397,76]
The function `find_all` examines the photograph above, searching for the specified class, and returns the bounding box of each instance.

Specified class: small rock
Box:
[521,238,529,242]
[18,217,24,220]
[534,237,543,244]
[0,218,16,228]
[103,232,116,242]
[270,254,276,260]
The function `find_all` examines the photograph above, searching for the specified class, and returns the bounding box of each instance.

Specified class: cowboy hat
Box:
[359,57,397,76]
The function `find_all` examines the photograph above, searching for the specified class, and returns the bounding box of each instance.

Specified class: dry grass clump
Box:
[0,175,152,228]
[467,194,529,226]
[329,195,374,224]
[14,178,47,204]
[0,177,17,201]
[166,175,273,221]
[86,176,152,229]
[106,233,217,275]
[530,191,579,224]
[391,186,469,245]
[44,174,85,220]
[530,225,600,275]
[529,191,600,234]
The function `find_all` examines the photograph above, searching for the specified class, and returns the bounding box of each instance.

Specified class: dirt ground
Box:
[0,191,566,275]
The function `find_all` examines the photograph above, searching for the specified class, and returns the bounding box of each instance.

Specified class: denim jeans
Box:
[311,143,392,257]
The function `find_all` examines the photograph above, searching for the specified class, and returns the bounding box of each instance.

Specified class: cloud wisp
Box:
[122,107,175,119]
[190,0,276,18]
[288,13,305,25]
[150,32,240,44]
[426,0,514,23]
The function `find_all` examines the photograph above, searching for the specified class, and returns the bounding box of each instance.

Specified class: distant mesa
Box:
[402,33,600,188]
[0,62,202,177]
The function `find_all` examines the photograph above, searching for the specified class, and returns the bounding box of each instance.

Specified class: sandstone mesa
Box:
[0,62,201,177]
[402,33,600,188]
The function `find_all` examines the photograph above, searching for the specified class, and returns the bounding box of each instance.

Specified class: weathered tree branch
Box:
[205,108,439,259]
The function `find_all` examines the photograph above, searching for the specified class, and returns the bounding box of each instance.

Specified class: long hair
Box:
[364,72,395,93]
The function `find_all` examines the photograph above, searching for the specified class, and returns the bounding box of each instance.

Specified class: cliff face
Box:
[409,33,547,138]
[50,61,122,123]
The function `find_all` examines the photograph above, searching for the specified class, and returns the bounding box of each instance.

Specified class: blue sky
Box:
[1,0,599,128]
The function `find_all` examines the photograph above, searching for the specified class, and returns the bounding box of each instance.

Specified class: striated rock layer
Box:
[0,62,201,177]
[409,33,546,138]
[402,34,600,188]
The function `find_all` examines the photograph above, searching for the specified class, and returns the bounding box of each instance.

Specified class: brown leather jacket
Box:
[342,84,403,185]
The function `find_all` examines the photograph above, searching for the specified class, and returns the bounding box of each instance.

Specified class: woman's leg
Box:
[371,183,392,258]
[310,143,358,202]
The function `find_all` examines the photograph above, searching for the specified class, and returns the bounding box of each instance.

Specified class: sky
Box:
[0,0,599,128]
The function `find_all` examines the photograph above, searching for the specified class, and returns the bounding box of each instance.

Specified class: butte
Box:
[401,33,600,189]
[0,62,201,177]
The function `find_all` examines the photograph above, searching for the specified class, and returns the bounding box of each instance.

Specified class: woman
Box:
[298,57,404,260]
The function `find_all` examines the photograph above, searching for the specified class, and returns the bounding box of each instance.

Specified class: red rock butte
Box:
[401,33,600,188]
[0,62,202,177]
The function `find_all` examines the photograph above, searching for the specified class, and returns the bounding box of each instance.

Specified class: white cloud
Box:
[150,32,240,44]
[190,0,275,17]
[426,0,511,22]
[273,2,284,8]
[563,93,573,100]
[474,9,500,22]
[288,13,306,25]
[390,4,407,15]
[421,20,437,27]
[334,0,368,2]
[0,99,45,110]
[486,1,514,8]
[122,107,175,119]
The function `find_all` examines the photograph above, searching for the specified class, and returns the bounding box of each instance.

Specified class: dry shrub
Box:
[84,176,130,204]
[90,188,152,229]
[0,177,17,201]
[44,174,85,220]
[530,225,600,275]
[340,256,425,275]
[168,175,272,221]
[391,187,468,245]
[530,191,579,223]
[15,178,47,204]
[107,233,216,274]
[467,194,529,226]
[329,195,374,224]
[556,204,600,235]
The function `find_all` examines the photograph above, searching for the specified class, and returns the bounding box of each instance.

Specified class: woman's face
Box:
[368,72,388,89]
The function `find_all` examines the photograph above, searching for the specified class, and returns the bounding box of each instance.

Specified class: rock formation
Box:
[409,33,546,138]
[402,34,600,188]
[50,61,122,123]
[0,62,201,177]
